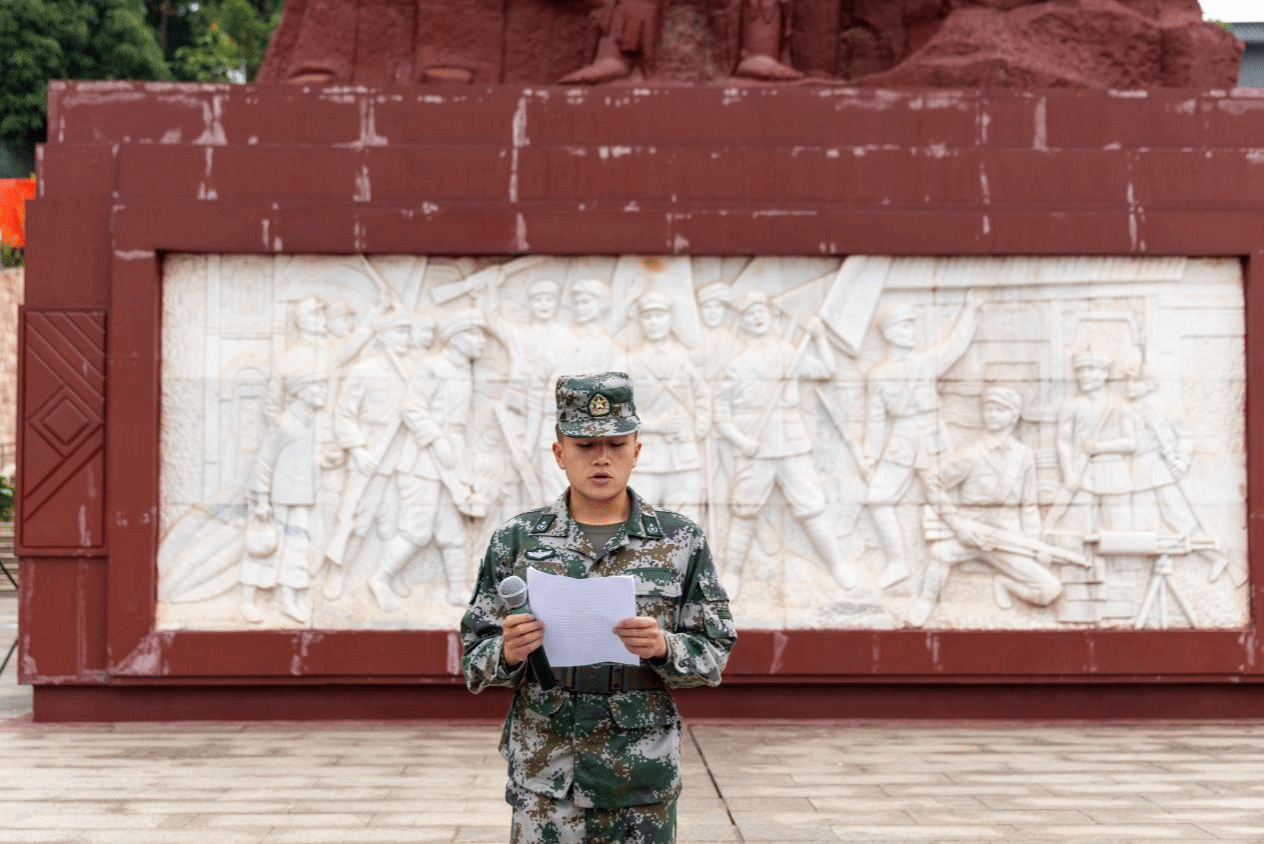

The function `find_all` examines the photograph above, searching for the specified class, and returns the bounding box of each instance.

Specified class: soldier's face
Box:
[530,291,559,321]
[450,327,486,361]
[883,318,917,350]
[574,293,603,324]
[740,303,771,336]
[639,307,672,341]
[553,434,641,512]
[1075,364,1108,392]
[700,299,726,328]
[382,325,412,356]
[982,400,1017,433]
[297,306,327,336]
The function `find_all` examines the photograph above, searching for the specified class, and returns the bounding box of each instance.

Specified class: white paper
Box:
[526,567,639,667]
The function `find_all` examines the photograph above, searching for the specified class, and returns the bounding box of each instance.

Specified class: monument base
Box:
[31,680,1264,723]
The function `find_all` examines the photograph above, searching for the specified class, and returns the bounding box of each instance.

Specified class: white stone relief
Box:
[156,254,1248,633]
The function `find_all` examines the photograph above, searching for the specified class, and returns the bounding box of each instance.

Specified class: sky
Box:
[1200,1,1260,22]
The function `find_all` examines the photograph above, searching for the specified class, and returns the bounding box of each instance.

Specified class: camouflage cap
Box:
[555,372,640,437]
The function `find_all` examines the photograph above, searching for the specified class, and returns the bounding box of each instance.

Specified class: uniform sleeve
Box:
[460,525,529,693]
[653,531,737,688]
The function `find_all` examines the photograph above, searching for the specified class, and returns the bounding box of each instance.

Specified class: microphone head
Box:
[498,575,528,611]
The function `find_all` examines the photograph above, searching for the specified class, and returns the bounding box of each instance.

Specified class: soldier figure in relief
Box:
[241,349,332,624]
[570,279,623,371]
[615,290,711,523]
[326,311,415,575]
[863,293,979,590]
[461,372,735,844]
[1049,351,1137,537]
[908,386,1062,628]
[369,310,491,609]
[715,291,857,598]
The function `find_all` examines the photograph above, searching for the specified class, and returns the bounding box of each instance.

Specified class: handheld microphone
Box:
[498,575,556,690]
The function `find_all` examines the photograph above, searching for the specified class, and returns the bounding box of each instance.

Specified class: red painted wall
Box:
[20,81,1264,721]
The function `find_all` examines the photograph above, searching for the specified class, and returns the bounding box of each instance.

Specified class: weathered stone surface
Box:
[258,0,1243,87]
[863,0,1244,89]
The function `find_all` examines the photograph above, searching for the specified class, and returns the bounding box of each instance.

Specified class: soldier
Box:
[715,291,856,597]
[369,310,491,610]
[461,372,735,844]
[1126,373,1227,581]
[908,386,1062,627]
[326,311,415,578]
[571,278,622,371]
[615,290,711,523]
[241,349,332,624]
[1050,351,1136,537]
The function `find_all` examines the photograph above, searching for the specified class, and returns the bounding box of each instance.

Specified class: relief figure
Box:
[616,289,711,523]
[240,349,332,624]
[325,311,416,582]
[570,279,623,371]
[715,291,856,598]
[908,386,1077,628]
[370,310,492,609]
[1125,372,1227,583]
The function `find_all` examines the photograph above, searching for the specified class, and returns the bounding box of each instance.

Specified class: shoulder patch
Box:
[530,514,557,534]
[524,547,557,561]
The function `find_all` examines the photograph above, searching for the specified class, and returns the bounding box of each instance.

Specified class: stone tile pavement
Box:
[4,590,1264,843]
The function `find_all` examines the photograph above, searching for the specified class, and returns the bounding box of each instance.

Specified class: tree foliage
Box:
[0,0,170,154]
[173,0,283,83]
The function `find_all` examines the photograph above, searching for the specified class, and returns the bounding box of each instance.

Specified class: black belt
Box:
[551,665,664,694]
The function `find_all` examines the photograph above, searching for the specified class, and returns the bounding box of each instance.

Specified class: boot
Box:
[280,586,310,624]
[239,585,264,624]
[906,559,949,627]
[871,507,910,589]
[441,545,471,606]
[369,536,415,613]
[803,513,856,590]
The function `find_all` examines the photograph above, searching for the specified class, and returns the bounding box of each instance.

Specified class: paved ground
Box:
[4,591,1264,843]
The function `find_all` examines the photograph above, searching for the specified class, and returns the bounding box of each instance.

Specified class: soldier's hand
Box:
[502,613,544,668]
[614,616,668,660]
[351,446,378,474]
[433,437,457,470]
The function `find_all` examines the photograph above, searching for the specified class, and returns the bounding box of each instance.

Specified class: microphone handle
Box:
[520,599,556,691]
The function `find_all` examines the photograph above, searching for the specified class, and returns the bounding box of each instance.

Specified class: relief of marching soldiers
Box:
[239,256,1233,630]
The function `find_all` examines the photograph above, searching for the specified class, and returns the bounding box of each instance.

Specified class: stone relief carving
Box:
[157,254,1247,633]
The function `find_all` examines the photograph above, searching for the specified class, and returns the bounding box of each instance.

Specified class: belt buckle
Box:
[609,665,624,693]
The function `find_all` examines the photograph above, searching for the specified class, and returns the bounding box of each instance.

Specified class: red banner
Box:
[0,179,36,248]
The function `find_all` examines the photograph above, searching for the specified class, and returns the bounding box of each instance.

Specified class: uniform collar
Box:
[530,488,663,541]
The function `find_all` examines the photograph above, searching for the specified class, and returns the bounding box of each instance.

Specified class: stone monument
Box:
[16,0,1264,721]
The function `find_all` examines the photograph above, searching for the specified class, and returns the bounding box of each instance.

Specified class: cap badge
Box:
[588,393,611,417]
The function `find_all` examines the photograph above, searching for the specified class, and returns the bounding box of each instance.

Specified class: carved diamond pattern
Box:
[39,394,92,448]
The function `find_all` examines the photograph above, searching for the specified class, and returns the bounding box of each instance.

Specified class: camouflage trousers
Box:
[507,784,677,844]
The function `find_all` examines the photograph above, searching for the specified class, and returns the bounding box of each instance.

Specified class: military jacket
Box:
[460,489,736,809]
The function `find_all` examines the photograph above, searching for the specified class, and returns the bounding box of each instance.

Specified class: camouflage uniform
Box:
[461,375,736,844]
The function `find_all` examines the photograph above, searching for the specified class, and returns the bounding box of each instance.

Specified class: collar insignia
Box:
[643,517,661,538]
[531,514,557,533]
